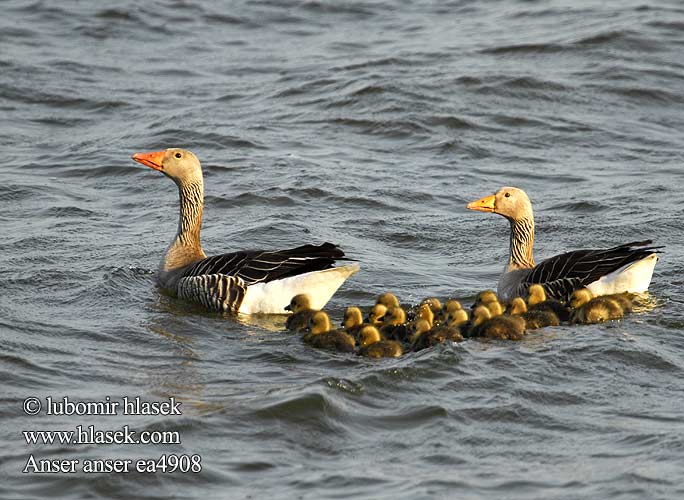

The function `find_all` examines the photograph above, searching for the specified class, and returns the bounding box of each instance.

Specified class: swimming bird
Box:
[526,284,571,322]
[507,297,560,330]
[367,304,388,325]
[472,290,505,317]
[358,326,403,358]
[341,306,366,337]
[468,305,526,340]
[303,311,356,352]
[132,148,359,314]
[376,292,401,309]
[569,288,624,325]
[285,294,317,332]
[379,307,410,342]
[466,187,660,302]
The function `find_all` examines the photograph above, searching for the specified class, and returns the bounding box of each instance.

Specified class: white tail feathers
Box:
[238,263,360,314]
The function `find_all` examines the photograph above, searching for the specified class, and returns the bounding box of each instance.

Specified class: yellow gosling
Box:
[380,307,409,341]
[416,303,434,327]
[526,284,571,322]
[367,304,388,325]
[376,292,400,309]
[285,294,316,332]
[358,326,403,358]
[469,306,525,340]
[303,311,356,352]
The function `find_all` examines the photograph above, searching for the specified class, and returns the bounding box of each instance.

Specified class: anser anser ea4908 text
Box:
[466,187,660,301]
[132,148,359,314]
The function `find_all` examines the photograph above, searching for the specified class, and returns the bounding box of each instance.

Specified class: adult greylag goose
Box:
[132,148,359,314]
[466,187,661,301]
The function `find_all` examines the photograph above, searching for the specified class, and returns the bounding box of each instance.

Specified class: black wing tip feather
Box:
[616,240,664,253]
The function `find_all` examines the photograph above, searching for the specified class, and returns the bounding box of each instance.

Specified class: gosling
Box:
[303,311,356,352]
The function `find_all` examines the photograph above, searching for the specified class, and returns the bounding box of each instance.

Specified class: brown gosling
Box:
[303,311,356,352]
[469,305,526,341]
[409,319,446,351]
[376,292,400,309]
[367,303,388,325]
[526,284,571,322]
[285,294,317,332]
[570,289,624,325]
[380,307,409,342]
[358,326,403,358]
[507,297,560,330]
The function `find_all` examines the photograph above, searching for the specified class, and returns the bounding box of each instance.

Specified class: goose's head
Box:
[285,294,312,313]
[466,186,532,222]
[132,148,202,186]
[308,311,332,335]
[342,306,363,328]
[359,326,382,347]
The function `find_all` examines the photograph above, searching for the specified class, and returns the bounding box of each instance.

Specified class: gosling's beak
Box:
[284,304,292,311]
[132,150,165,172]
[466,194,496,213]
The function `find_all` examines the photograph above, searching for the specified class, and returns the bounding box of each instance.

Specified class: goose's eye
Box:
[505,192,510,198]
[175,152,182,159]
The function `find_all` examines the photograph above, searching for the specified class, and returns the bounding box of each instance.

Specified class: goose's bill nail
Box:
[466,194,496,212]
[132,151,165,171]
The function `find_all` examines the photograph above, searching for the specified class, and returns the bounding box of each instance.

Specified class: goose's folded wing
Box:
[522,240,662,300]
[177,274,247,313]
[181,242,348,286]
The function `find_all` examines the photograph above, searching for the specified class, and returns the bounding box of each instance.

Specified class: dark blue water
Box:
[2,0,684,498]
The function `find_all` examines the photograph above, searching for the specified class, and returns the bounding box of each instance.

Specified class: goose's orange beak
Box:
[466,194,496,213]
[132,151,165,172]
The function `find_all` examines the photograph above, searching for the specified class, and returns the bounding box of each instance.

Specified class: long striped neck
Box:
[161,178,206,271]
[507,216,535,271]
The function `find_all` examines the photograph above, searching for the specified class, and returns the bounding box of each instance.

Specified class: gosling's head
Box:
[308,311,332,335]
[472,305,492,326]
[417,303,434,327]
[444,300,463,312]
[420,297,443,313]
[383,307,406,326]
[285,293,313,313]
[571,288,593,309]
[446,308,469,326]
[508,297,528,315]
[342,306,364,329]
[527,284,547,306]
[474,290,499,307]
[368,304,388,324]
[376,292,400,309]
[485,299,504,317]
[359,326,382,347]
